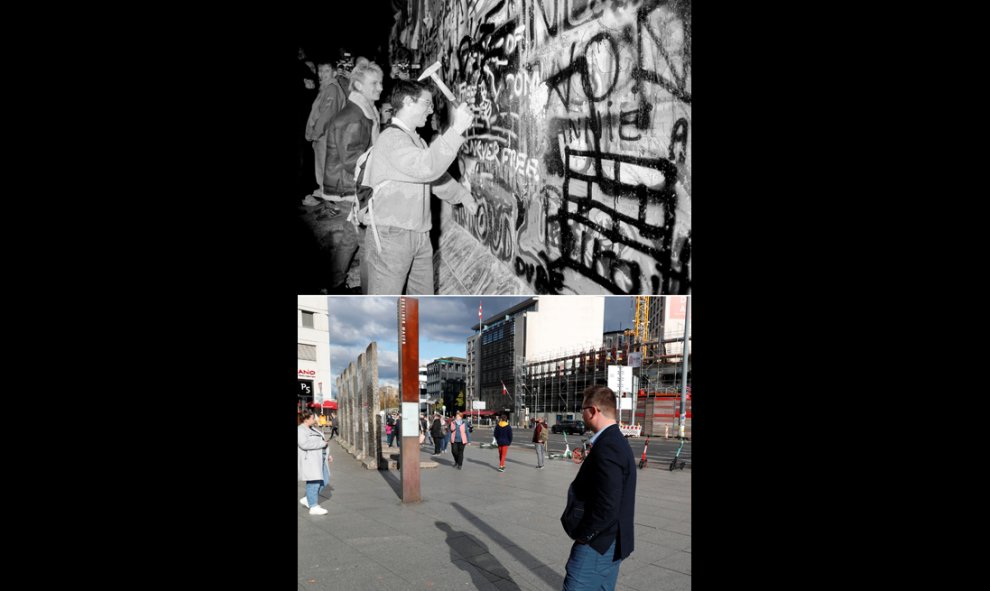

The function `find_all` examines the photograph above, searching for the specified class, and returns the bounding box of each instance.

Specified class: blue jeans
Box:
[305,455,331,507]
[364,226,433,294]
[562,540,622,591]
[441,432,449,452]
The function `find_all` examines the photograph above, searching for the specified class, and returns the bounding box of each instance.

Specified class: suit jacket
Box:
[564,423,636,560]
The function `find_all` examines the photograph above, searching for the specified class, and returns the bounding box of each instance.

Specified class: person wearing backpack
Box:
[322,62,385,293]
[356,79,478,294]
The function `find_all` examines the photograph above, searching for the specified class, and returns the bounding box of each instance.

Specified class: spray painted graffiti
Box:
[394,0,690,293]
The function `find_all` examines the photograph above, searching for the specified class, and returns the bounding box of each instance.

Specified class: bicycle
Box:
[669,437,687,471]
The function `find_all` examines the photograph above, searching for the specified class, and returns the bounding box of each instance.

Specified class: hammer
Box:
[417,60,456,102]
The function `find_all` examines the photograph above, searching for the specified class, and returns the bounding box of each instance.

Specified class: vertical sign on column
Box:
[398,298,422,503]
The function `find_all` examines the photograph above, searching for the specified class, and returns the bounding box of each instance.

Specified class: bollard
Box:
[665,424,670,438]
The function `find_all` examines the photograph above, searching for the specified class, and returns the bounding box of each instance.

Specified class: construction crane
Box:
[633,296,650,359]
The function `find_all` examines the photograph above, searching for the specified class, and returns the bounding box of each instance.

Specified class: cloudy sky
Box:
[327,296,638,395]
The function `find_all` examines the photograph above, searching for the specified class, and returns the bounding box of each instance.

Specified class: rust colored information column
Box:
[398,297,421,503]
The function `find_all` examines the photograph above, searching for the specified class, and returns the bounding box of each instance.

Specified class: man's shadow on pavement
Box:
[451,502,565,590]
[436,521,521,591]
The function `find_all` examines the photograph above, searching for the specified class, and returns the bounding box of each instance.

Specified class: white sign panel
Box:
[607,365,633,394]
[401,402,419,434]
[472,400,486,410]
[618,397,633,410]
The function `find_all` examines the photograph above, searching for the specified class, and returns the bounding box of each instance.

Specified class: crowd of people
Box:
[296,46,478,295]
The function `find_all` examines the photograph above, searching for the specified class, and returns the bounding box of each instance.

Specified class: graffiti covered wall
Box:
[394,0,690,294]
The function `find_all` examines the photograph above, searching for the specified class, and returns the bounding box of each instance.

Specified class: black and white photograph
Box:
[294,0,690,296]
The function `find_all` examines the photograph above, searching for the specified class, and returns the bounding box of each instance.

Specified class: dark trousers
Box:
[432,435,442,454]
[451,442,466,467]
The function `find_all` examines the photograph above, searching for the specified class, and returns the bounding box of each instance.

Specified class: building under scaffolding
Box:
[521,334,691,421]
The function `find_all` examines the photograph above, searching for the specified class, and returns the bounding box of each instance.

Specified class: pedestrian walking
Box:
[330,412,339,440]
[532,417,548,469]
[430,413,443,455]
[298,411,333,516]
[449,410,471,469]
[493,413,512,472]
[560,386,637,590]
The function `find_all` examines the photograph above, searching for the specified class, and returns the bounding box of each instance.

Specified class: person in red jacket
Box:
[493,413,513,472]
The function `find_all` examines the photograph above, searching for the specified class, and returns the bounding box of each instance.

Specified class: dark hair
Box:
[390,79,430,111]
[301,411,315,421]
[582,385,617,417]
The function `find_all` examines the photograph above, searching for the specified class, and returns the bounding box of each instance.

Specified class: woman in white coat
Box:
[298,411,333,515]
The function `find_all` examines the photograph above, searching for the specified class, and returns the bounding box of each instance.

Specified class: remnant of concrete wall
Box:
[394,0,691,294]
[335,342,381,468]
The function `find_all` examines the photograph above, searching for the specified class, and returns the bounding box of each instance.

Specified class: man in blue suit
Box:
[561,385,637,590]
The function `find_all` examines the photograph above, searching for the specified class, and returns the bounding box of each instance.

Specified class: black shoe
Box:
[457,465,462,470]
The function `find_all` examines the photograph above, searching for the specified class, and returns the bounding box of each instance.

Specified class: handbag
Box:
[419,432,426,444]
[491,436,498,446]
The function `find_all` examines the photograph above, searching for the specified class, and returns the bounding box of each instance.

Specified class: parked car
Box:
[551,420,587,435]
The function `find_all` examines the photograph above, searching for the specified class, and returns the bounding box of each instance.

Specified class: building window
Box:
[298,343,317,361]
[301,311,315,328]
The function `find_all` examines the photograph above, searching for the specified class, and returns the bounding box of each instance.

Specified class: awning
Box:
[321,400,338,410]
